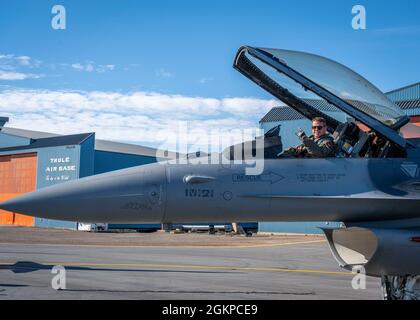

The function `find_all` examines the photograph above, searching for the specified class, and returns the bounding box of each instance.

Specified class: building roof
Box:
[386,82,420,102]
[0,133,94,153]
[260,106,305,123]
[0,127,58,139]
[302,99,342,112]
[95,139,178,159]
[386,82,420,95]
[259,99,344,123]
[260,95,420,124]
[395,99,420,110]
[0,126,178,158]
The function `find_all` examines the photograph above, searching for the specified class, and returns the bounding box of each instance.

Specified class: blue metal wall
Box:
[79,134,95,178]
[259,222,340,234]
[94,150,156,174]
[0,133,30,148]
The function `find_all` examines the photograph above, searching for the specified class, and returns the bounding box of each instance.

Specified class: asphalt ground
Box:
[0,226,381,300]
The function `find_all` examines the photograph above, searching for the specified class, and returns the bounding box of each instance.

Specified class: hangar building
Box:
[258,82,420,234]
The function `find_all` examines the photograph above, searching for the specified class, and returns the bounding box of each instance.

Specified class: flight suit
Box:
[282,133,336,158]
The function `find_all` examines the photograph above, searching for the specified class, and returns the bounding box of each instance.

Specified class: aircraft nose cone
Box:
[0,164,167,223]
[0,196,38,214]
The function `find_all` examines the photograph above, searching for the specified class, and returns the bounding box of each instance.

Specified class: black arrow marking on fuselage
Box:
[232,172,284,184]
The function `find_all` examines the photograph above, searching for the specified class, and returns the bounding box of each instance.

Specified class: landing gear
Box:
[381,275,420,300]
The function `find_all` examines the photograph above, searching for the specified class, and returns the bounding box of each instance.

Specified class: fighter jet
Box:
[1,46,420,299]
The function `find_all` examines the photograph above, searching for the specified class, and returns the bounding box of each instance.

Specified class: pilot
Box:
[281,117,336,158]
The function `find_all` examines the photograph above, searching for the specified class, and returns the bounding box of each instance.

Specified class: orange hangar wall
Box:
[0,153,37,226]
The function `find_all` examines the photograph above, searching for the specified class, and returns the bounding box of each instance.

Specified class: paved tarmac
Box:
[0,237,381,300]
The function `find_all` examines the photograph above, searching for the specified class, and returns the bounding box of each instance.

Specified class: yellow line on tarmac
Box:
[0,239,326,249]
[48,262,351,276]
[228,239,326,248]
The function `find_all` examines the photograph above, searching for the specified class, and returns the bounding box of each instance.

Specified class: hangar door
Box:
[0,153,37,226]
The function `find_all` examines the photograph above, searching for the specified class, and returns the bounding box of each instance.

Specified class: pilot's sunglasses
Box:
[312,125,325,130]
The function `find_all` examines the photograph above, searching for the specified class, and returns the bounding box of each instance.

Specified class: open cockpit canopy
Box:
[234,46,411,149]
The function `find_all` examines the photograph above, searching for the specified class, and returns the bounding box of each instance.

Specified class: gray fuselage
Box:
[2,157,419,224]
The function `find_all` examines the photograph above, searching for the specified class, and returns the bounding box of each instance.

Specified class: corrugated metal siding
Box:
[403,109,420,117]
[387,83,420,101]
[0,153,37,226]
[395,100,420,110]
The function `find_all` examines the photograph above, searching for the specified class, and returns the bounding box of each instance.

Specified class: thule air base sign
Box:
[401,163,419,178]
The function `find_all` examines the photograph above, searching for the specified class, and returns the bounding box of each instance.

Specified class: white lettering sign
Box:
[50,157,71,163]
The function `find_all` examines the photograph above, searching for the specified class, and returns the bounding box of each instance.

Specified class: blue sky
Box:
[0,0,419,149]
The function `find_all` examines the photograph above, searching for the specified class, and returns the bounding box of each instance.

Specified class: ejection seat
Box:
[332,121,370,158]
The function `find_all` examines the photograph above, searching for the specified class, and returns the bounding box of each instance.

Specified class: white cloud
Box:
[0,71,27,80]
[0,54,14,60]
[71,63,84,71]
[16,56,31,66]
[96,64,115,73]
[0,88,278,151]
[71,62,115,73]
[0,54,41,68]
[0,71,41,80]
